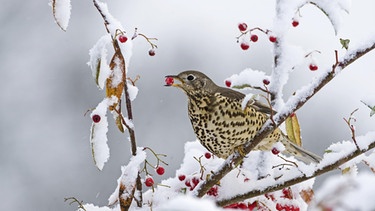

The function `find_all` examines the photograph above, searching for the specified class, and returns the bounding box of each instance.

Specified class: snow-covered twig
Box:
[195,39,375,199]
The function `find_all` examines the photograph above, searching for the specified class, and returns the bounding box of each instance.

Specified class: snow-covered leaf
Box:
[88,35,112,89]
[50,0,71,31]
[90,97,118,170]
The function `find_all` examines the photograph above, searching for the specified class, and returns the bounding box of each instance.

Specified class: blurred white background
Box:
[1,0,375,210]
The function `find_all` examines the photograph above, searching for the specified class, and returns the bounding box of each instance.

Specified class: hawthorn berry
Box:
[240,42,250,50]
[204,152,212,159]
[309,64,318,71]
[165,76,174,86]
[206,185,218,197]
[263,79,270,85]
[156,166,165,175]
[292,20,299,27]
[178,174,186,181]
[184,180,191,187]
[118,35,128,43]
[144,177,154,187]
[238,23,248,32]
[225,80,231,87]
[191,177,200,187]
[250,34,258,42]
[282,188,293,199]
[271,147,280,155]
[148,49,156,56]
[269,35,277,43]
[92,114,101,123]
[290,112,296,118]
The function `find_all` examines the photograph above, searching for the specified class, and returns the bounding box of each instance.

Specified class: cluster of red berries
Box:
[118,34,156,56]
[237,23,277,51]
[144,166,166,187]
[265,188,301,211]
[224,201,258,210]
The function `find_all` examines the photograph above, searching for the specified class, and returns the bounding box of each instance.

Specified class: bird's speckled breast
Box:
[187,91,268,159]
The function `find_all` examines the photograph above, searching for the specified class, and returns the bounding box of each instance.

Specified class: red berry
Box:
[204,152,212,159]
[148,49,156,56]
[244,178,250,182]
[144,177,154,187]
[92,114,101,123]
[185,180,191,187]
[263,79,270,85]
[156,166,165,175]
[178,174,186,181]
[282,188,293,199]
[240,42,250,50]
[292,20,299,27]
[191,177,200,186]
[276,203,284,211]
[118,35,128,43]
[250,34,258,42]
[237,203,248,209]
[165,76,174,86]
[248,201,257,210]
[290,112,296,118]
[271,147,280,155]
[225,80,231,87]
[269,35,277,43]
[309,64,318,71]
[238,23,248,32]
[207,185,218,197]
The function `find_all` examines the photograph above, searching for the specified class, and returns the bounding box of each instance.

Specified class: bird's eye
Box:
[187,74,195,81]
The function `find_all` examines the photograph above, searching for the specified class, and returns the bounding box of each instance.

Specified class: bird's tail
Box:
[280,136,321,164]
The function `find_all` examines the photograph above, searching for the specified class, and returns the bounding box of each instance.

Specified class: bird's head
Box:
[165,70,217,94]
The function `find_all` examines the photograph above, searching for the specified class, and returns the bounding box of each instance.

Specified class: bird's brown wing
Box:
[216,87,275,115]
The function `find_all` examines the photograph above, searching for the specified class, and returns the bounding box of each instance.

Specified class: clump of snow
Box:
[88,34,112,89]
[108,147,146,205]
[90,97,118,170]
[311,172,375,211]
[127,83,138,101]
[226,68,269,89]
[240,93,258,111]
[50,0,71,31]
[157,195,223,211]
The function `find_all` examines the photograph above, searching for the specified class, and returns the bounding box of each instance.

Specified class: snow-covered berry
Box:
[165,76,174,86]
[225,80,231,87]
[92,114,101,123]
[240,42,250,50]
[204,152,212,159]
[144,177,154,187]
[309,64,318,71]
[156,166,165,175]
[250,34,258,42]
[263,79,270,85]
[238,23,248,32]
[206,185,218,197]
[178,174,186,181]
[118,35,128,43]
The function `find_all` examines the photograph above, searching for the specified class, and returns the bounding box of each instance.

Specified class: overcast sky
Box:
[1,1,375,210]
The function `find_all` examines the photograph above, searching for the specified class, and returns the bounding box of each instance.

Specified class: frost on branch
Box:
[50,0,71,31]
[90,97,119,171]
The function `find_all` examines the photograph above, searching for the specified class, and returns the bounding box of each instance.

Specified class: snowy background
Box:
[1,0,375,210]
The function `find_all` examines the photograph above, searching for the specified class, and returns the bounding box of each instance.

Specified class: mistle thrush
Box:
[165,70,321,163]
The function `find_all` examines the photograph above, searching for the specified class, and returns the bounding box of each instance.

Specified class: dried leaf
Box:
[300,188,314,204]
[51,0,71,31]
[285,113,302,146]
[119,182,135,211]
[106,52,125,110]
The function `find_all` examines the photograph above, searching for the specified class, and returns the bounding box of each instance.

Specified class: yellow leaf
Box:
[285,113,302,146]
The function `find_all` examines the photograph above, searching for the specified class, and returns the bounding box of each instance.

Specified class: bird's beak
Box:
[164,75,183,88]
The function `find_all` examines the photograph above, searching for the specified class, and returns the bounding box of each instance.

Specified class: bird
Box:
[165,70,321,163]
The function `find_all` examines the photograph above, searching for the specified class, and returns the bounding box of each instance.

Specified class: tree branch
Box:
[195,41,375,198]
[216,138,375,206]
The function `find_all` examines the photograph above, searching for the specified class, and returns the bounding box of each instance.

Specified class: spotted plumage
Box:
[166,70,320,163]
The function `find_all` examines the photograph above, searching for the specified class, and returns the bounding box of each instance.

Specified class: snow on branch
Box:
[215,132,375,206]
